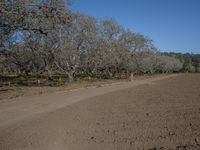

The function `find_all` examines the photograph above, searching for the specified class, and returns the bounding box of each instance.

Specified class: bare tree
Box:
[0,1,184,84]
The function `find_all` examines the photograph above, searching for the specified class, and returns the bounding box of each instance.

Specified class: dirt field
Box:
[0,74,200,150]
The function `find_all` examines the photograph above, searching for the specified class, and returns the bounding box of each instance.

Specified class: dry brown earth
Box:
[0,74,200,150]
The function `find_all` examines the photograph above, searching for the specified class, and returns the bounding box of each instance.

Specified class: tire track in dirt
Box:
[0,74,178,128]
[0,74,200,150]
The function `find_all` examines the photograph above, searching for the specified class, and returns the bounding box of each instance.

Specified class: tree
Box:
[0,0,190,85]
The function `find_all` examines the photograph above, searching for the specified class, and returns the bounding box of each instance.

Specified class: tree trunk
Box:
[130,72,134,81]
[67,72,74,82]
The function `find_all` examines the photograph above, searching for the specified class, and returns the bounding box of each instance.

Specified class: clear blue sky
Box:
[70,0,200,54]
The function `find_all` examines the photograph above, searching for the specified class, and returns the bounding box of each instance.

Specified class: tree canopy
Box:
[0,0,199,84]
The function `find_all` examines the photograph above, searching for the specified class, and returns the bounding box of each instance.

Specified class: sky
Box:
[70,0,200,54]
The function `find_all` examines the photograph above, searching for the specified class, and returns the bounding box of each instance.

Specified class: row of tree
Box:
[0,0,197,83]
[163,52,200,73]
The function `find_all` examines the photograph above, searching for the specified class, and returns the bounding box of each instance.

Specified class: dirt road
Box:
[0,74,200,150]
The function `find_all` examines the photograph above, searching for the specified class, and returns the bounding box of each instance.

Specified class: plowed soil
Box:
[0,74,200,150]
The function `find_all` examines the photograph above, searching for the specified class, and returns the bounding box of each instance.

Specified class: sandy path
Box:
[0,74,177,128]
[0,74,200,150]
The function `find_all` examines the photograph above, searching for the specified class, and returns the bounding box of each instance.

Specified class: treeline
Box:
[162,52,200,73]
[0,0,191,83]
